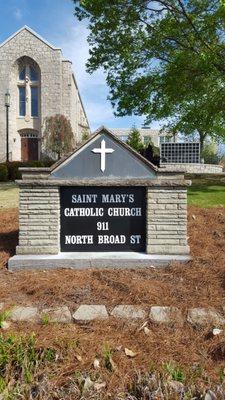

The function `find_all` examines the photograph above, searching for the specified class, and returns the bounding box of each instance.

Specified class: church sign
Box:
[8,126,191,270]
[60,186,146,252]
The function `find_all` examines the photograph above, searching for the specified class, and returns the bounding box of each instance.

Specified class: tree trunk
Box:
[199,132,206,163]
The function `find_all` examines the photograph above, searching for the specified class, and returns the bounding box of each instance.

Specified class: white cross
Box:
[92,139,114,172]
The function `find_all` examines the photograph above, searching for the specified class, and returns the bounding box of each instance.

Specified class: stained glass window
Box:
[30,66,38,81]
[19,87,26,116]
[31,87,38,117]
[19,68,25,80]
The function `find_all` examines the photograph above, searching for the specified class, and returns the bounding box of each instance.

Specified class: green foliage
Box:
[0,160,54,182]
[0,333,55,397]
[202,142,219,164]
[43,114,75,160]
[126,126,144,152]
[0,310,11,328]
[41,314,50,326]
[164,362,185,382]
[219,368,225,384]
[73,0,225,149]
[82,128,90,141]
[102,343,114,372]
[7,162,24,181]
[0,164,8,182]
[141,138,160,166]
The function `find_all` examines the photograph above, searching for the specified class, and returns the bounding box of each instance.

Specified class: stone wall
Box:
[16,176,189,258]
[146,187,189,255]
[160,163,223,174]
[0,27,90,161]
[70,74,88,144]
[61,60,72,121]
[17,186,60,255]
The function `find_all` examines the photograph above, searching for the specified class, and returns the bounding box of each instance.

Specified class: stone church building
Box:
[0,26,90,162]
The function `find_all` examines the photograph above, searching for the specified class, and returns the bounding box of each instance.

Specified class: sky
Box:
[0,0,160,132]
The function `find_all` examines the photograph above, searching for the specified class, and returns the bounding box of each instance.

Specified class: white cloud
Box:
[13,8,23,20]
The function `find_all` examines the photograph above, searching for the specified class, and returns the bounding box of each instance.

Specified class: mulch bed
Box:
[1,206,225,393]
[0,206,225,311]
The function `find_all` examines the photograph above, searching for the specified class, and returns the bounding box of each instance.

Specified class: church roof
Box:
[0,26,61,50]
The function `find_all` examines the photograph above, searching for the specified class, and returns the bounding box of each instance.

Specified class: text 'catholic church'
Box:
[0,26,90,162]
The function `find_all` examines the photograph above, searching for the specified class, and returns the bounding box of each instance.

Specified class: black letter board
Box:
[60,186,146,252]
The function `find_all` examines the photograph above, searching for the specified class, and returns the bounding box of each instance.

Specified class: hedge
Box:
[0,164,8,182]
[0,160,54,182]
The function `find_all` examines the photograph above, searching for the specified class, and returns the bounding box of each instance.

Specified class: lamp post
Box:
[5,90,10,162]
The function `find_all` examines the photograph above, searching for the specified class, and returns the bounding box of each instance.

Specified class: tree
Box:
[73,0,225,152]
[43,114,75,160]
[202,142,219,164]
[141,138,160,166]
[126,126,144,152]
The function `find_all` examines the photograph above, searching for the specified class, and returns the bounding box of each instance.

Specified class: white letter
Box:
[65,235,71,244]
[64,208,69,217]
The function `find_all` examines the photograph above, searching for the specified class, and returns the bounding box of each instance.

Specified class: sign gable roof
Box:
[50,127,157,180]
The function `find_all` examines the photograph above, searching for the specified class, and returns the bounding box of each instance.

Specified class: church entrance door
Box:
[21,137,38,162]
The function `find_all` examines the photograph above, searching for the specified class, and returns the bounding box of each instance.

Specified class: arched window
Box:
[29,66,38,81]
[19,67,25,81]
[18,63,39,118]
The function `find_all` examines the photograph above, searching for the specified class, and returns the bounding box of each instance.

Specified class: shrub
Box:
[7,162,22,180]
[0,160,55,182]
[141,139,160,166]
[0,164,8,182]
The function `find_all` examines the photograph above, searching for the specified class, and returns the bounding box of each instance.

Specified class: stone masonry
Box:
[160,163,223,174]
[17,185,60,255]
[14,169,190,258]
[147,187,189,254]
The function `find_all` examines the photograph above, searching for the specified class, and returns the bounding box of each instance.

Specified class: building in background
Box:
[109,127,174,147]
[106,127,223,173]
[0,26,90,162]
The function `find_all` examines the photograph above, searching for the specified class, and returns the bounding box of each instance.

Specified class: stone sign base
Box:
[8,252,191,271]
[9,127,191,271]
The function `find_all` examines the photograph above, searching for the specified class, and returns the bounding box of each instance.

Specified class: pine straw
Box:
[0,206,225,311]
[0,206,225,393]
[11,319,225,392]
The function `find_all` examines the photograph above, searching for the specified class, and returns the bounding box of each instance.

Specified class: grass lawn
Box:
[0,182,19,209]
[188,178,225,207]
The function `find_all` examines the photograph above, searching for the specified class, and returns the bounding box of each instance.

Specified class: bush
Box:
[202,143,219,164]
[0,164,8,182]
[7,162,22,181]
[0,160,55,182]
[141,140,160,167]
